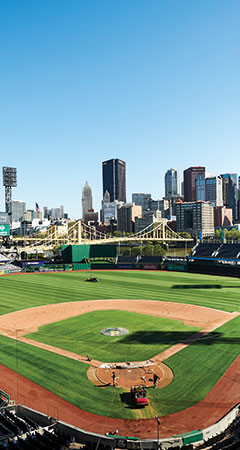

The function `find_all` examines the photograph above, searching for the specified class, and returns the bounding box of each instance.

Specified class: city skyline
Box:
[1,1,240,217]
[2,162,239,221]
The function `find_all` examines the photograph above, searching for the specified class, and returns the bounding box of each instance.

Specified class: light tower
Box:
[2,167,17,226]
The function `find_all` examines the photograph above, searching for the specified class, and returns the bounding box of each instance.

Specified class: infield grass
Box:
[26,310,200,362]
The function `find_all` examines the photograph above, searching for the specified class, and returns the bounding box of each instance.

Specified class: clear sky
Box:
[0,0,240,218]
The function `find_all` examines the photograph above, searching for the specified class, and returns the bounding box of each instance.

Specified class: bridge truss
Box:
[15,220,192,254]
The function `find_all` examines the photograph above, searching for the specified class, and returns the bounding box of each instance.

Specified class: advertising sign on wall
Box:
[0,212,9,225]
[142,263,158,270]
[117,264,134,270]
[0,224,10,236]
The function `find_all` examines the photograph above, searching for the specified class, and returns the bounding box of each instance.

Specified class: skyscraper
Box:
[195,176,205,201]
[183,166,205,202]
[102,159,126,202]
[164,169,180,197]
[205,176,223,207]
[11,200,26,222]
[221,173,238,222]
[82,181,93,221]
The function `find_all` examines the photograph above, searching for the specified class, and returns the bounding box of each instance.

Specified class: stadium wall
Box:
[62,244,117,263]
[188,260,240,277]
[15,402,240,449]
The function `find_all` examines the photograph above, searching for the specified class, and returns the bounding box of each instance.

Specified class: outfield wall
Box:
[62,244,117,263]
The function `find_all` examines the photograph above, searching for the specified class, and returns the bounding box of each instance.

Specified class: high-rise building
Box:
[132,193,151,216]
[101,191,123,224]
[117,203,142,233]
[11,201,26,222]
[82,181,93,221]
[195,176,205,201]
[183,167,205,202]
[176,201,214,237]
[102,159,126,203]
[221,173,238,222]
[164,169,180,197]
[205,176,223,207]
[23,209,42,221]
[43,206,65,220]
[214,206,232,227]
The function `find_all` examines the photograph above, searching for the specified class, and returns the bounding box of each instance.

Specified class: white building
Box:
[205,176,223,207]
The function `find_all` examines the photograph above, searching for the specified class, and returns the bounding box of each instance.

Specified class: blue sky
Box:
[0,0,240,218]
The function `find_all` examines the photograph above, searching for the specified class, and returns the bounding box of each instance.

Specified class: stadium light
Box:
[2,167,17,226]
[2,167,17,187]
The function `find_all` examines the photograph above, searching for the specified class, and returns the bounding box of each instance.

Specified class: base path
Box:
[0,299,236,337]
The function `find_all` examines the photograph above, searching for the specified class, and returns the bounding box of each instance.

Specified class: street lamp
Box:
[155,415,161,450]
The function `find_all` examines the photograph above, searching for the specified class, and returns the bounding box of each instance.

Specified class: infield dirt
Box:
[0,299,238,438]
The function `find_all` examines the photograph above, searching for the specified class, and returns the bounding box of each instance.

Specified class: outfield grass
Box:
[26,310,200,362]
[0,270,239,418]
[1,270,240,315]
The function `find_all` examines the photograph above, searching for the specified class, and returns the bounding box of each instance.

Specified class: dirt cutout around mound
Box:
[0,299,238,438]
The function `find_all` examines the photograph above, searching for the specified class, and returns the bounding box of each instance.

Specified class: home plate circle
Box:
[95,361,167,389]
[100,327,129,336]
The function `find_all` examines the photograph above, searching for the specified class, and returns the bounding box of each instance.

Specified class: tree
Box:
[120,247,131,255]
[153,243,166,256]
[113,231,121,237]
[179,232,191,239]
[214,229,222,240]
[226,229,240,240]
[131,246,142,256]
[142,245,154,256]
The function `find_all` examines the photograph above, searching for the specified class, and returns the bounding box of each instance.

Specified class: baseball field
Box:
[0,270,239,437]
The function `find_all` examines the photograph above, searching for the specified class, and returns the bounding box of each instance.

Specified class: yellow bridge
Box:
[12,220,193,253]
